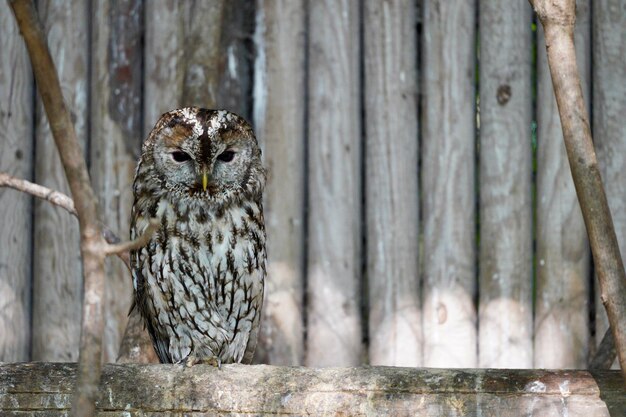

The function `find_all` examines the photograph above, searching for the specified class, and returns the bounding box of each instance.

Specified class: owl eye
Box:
[217,150,236,163]
[171,151,191,163]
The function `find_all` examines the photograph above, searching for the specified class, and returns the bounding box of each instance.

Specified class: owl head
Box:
[136,107,265,208]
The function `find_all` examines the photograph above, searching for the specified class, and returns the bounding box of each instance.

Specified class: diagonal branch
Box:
[529,0,626,383]
[8,1,151,414]
[104,219,159,256]
[0,172,135,270]
[0,171,77,215]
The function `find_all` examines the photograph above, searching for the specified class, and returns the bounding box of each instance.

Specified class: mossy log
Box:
[0,362,624,416]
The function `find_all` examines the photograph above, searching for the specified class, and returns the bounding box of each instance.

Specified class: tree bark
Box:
[0,363,624,416]
[529,0,626,382]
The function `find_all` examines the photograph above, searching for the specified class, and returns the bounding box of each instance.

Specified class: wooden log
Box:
[90,0,143,363]
[535,0,591,369]
[0,5,34,362]
[306,0,362,367]
[363,0,421,366]
[421,0,477,367]
[252,0,306,365]
[592,0,626,369]
[31,0,88,362]
[478,0,533,368]
[0,363,624,416]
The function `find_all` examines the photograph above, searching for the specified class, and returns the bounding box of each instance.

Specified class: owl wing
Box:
[241,277,265,364]
[131,249,173,364]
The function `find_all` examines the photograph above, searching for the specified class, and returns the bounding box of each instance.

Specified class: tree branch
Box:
[0,172,135,270]
[0,171,76,215]
[104,219,159,256]
[529,0,626,383]
[8,1,143,415]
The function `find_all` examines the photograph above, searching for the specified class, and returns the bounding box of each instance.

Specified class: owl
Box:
[130,107,266,366]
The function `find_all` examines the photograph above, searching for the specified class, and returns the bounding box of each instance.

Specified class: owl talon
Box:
[185,355,221,368]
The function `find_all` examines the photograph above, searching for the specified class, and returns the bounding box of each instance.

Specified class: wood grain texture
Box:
[90,0,143,363]
[143,0,185,135]
[0,6,33,362]
[592,0,626,367]
[535,0,591,369]
[252,0,306,366]
[216,0,255,121]
[478,0,533,368]
[364,0,421,367]
[1,363,624,416]
[421,0,477,368]
[31,0,88,362]
[306,0,362,367]
[143,0,256,136]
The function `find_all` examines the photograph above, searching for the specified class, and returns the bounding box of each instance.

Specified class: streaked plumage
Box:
[130,107,266,365]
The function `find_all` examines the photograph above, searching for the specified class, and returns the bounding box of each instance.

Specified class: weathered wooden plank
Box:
[592,0,626,369]
[306,0,362,367]
[421,0,477,367]
[478,0,533,368]
[363,0,421,366]
[90,0,143,362]
[31,0,89,362]
[216,0,255,122]
[143,0,256,136]
[143,0,185,134]
[535,0,591,368]
[0,5,34,362]
[0,363,624,416]
[252,0,306,366]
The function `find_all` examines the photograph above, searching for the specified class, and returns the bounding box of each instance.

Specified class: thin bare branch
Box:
[104,219,158,256]
[529,0,626,383]
[0,172,132,271]
[0,172,76,215]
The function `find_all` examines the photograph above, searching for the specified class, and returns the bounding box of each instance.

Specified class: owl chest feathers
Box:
[132,195,266,364]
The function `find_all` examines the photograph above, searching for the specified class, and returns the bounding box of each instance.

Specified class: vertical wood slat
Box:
[592,0,626,368]
[535,0,591,368]
[478,0,533,368]
[143,0,184,135]
[364,0,421,366]
[31,0,89,362]
[144,0,249,136]
[421,0,477,368]
[90,0,143,362]
[217,0,256,122]
[306,0,362,367]
[0,6,34,362]
[252,0,306,366]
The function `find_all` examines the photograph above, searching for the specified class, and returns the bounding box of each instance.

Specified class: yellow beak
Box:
[202,171,209,191]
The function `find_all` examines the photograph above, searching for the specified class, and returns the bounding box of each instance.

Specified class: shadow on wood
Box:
[0,363,624,416]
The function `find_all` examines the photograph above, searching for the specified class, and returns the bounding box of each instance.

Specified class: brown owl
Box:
[130,107,266,365]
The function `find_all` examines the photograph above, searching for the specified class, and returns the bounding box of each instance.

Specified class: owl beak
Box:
[202,170,209,192]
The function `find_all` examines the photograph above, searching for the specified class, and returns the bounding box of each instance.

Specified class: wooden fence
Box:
[0,0,625,369]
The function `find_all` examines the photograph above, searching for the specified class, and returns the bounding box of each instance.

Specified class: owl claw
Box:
[185,355,221,368]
